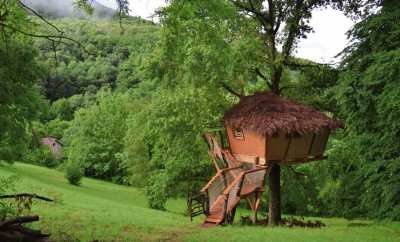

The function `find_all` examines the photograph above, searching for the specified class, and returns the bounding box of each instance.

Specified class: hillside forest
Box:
[1,0,400,241]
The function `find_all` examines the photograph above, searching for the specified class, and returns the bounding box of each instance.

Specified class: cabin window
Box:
[233,128,244,140]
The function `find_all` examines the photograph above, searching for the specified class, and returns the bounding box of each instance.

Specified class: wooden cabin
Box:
[223,92,343,166]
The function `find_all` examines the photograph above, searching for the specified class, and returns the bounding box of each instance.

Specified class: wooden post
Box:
[268,164,281,226]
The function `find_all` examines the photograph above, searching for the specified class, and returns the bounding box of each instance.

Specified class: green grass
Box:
[1,163,400,242]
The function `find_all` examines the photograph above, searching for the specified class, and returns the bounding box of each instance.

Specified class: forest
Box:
[1,0,399,241]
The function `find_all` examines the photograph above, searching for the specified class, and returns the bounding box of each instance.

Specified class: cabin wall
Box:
[286,133,314,160]
[225,126,331,165]
[265,132,290,161]
[266,129,331,163]
[226,126,265,164]
[309,129,330,157]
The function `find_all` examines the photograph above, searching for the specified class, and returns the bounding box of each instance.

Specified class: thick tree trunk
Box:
[268,64,282,226]
[268,164,281,226]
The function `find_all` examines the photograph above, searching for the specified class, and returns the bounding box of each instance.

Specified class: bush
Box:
[65,163,83,186]
[26,147,59,168]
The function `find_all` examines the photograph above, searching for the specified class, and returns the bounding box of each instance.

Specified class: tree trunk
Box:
[268,63,282,226]
[268,164,281,226]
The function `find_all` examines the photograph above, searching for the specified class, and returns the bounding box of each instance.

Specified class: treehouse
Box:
[189,91,343,227]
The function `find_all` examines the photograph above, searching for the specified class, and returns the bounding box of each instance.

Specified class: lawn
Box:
[1,163,399,242]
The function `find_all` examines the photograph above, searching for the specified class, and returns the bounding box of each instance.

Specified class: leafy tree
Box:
[324,0,400,220]
[121,0,265,209]
[151,0,357,224]
[123,85,224,209]
[65,89,133,183]
[0,0,46,162]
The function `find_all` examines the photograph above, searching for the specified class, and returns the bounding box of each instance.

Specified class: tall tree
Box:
[218,0,352,225]
[328,0,400,220]
[158,0,374,225]
[0,0,47,162]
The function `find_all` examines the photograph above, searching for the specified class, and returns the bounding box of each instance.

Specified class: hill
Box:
[23,0,116,18]
[33,18,159,100]
[1,163,399,241]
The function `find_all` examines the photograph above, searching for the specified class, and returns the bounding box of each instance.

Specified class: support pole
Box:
[268,164,281,226]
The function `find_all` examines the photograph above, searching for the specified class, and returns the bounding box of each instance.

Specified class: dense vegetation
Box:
[1,1,399,238]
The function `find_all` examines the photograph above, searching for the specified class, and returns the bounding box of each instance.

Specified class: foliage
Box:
[320,0,400,220]
[25,146,59,168]
[65,162,83,185]
[65,89,132,183]
[0,175,19,219]
[34,18,159,100]
[45,118,71,140]
[121,0,267,209]
[124,85,223,209]
[0,0,47,163]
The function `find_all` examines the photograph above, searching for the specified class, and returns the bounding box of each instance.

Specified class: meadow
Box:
[1,163,399,242]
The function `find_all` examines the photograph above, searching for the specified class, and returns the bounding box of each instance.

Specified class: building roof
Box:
[41,137,63,146]
[223,91,344,136]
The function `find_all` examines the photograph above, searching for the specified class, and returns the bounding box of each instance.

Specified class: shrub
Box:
[65,163,83,186]
[26,147,59,168]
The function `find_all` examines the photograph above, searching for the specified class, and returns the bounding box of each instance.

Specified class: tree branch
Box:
[220,82,243,98]
[0,193,53,202]
[16,0,64,34]
[281,0,305,62]
[254,68,273,89]
[0,22,96,56]
[0,215,39,229]
[288,166,307,177]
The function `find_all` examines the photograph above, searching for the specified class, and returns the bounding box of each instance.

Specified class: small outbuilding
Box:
[223,91,344,165]
[41,137,63,159]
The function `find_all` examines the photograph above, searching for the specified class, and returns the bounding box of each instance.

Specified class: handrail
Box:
[220,165,242,173]
[223,171,245,195]
[243,166,269,175]
[201,172,222,192]
[222,150,241,165]
[201,166,242,193]
[222,166,269,196]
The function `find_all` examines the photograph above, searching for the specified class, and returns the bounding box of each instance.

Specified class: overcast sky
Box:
[98,0,354,63]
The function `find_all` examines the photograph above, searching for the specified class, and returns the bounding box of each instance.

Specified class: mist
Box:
[23,0,116,18]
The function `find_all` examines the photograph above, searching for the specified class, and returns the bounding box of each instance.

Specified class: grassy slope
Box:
[1,163,399,242]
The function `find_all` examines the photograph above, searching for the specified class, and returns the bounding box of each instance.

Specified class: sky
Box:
[98,0,354,63]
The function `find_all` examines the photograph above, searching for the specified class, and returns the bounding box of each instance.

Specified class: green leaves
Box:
[323,2,400,220]
[65,89,132,183]
[0,1,45,162]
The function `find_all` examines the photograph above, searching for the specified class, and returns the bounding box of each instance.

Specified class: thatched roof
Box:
[223,91,344,136]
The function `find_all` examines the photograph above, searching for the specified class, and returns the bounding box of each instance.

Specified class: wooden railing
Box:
[200,166,242,215]
[222,166,270,213]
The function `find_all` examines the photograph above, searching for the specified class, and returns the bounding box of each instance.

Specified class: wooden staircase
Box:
[188,132,271,227]
[190,161,270,226]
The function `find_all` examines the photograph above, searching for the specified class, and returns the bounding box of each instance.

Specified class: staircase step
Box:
[206,216,224,223]
[201,221,218,228]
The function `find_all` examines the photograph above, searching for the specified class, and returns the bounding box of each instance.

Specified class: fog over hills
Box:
[23,0,116,18]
